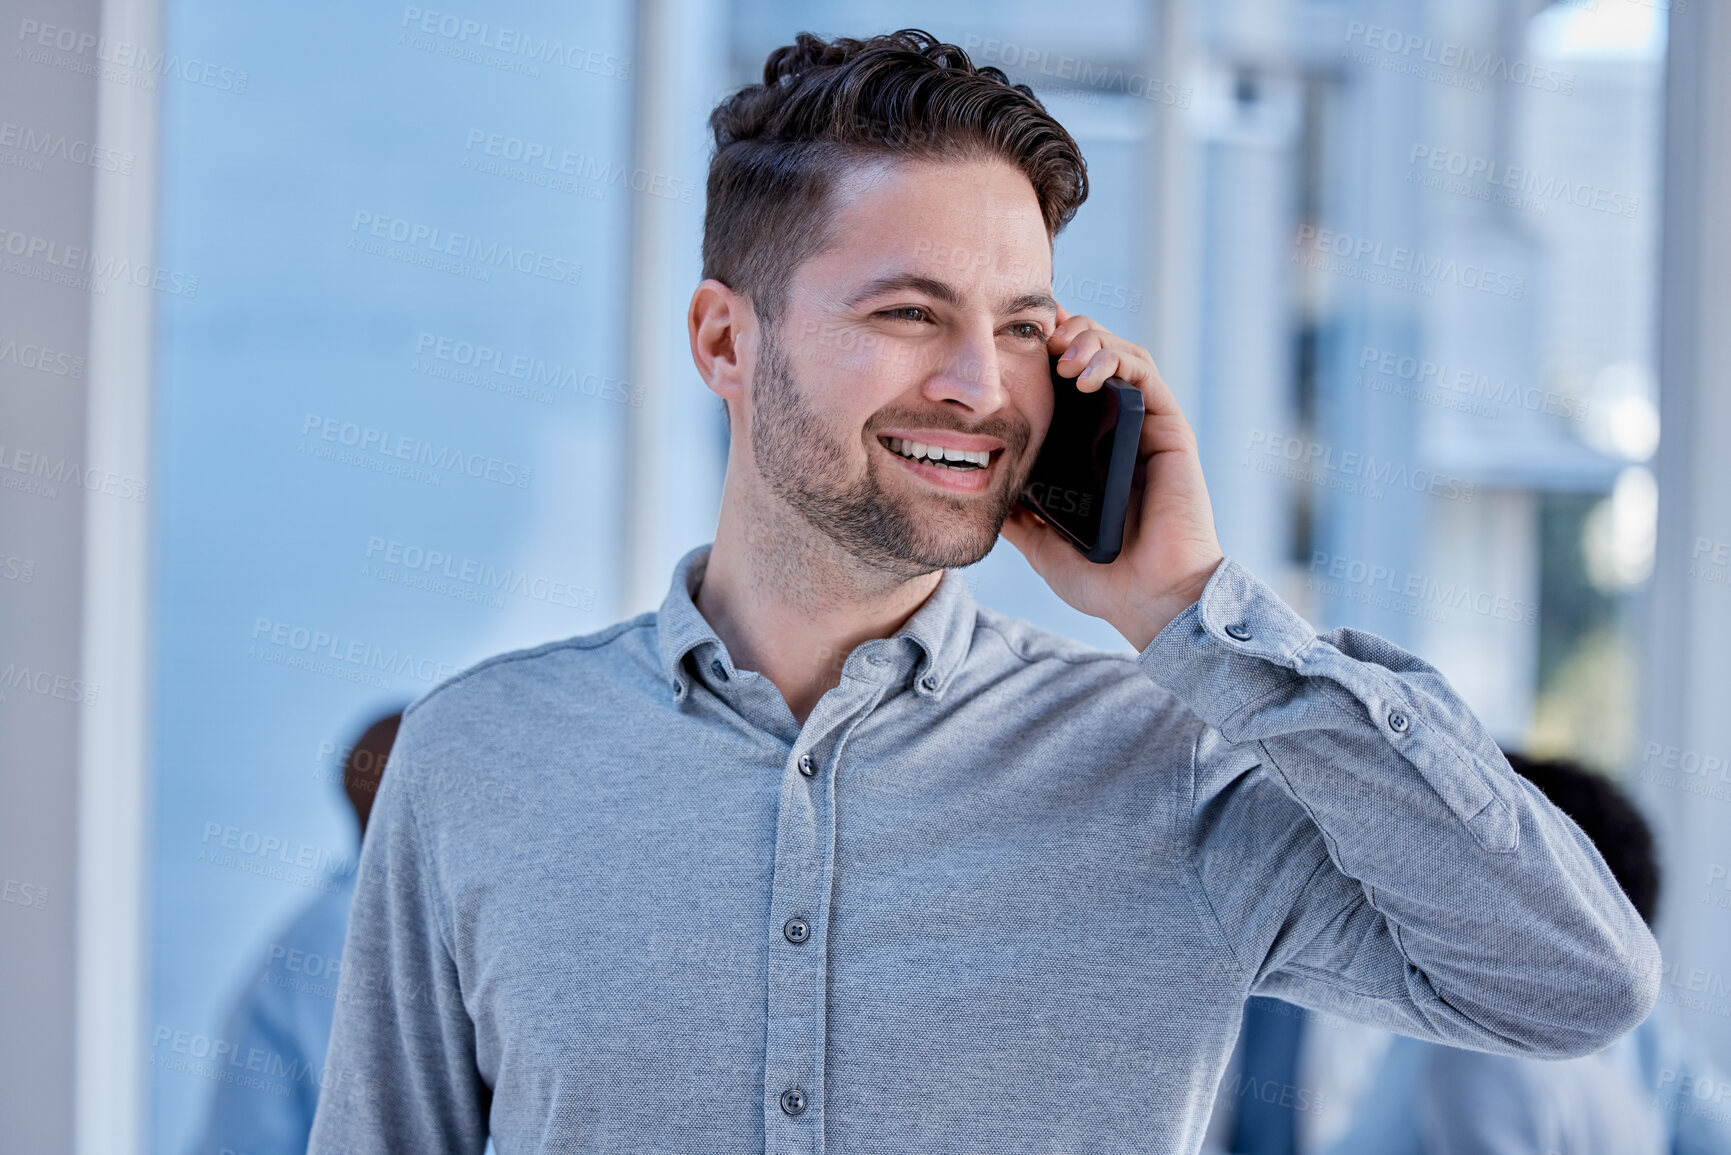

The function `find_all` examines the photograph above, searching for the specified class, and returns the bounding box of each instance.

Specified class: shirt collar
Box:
[656,542,977,701]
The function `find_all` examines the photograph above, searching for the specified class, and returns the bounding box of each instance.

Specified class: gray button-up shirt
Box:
[308,543,1659,1155]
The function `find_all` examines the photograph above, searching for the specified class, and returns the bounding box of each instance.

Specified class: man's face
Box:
[746,156,1057,576]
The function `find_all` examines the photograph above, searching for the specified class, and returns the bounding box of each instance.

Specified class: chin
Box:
[780,454,1022,576]
[896,507,1008,571]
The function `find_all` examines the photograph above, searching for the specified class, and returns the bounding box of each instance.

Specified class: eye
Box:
[1006,321,1046,341]
[880,306,931,323]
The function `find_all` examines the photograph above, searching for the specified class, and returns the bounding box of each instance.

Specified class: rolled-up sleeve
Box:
[1140,556,1660,1059]
[307,713,491,1154]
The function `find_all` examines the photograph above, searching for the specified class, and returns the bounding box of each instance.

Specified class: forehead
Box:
[800,156,1053,294]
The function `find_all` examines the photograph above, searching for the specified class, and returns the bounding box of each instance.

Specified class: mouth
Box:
[877,435,1003,492]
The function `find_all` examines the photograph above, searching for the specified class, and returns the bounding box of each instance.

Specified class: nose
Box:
[921,326,1009,415]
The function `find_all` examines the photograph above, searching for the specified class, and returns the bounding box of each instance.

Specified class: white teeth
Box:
[885,437,992,468]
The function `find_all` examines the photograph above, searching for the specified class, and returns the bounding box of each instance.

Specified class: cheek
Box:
[814,326,893,379]
[781,360,879,449]
[828,362,914,433]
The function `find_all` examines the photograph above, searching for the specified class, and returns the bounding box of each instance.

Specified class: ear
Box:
[689,278,755,412]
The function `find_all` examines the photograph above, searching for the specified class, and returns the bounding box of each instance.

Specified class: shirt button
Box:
[783,916,809,944]
[919,673,938,692]
[710,658,729,681]
[1387,709,1410,733]
[779,1087,807,1116]
[1225,623,1252,641]
[798,754,815,777]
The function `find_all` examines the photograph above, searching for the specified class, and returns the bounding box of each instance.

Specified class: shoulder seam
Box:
[973,617,1140,670]
[399,772,462,966]
[404,616,657,719]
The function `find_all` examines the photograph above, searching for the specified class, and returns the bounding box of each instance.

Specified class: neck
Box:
[695,478,942,727]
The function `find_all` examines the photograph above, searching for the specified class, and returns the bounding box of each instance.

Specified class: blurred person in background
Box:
[192,709,402,1155]
[1206,752,1731,1155]
[310,31,1660,1153]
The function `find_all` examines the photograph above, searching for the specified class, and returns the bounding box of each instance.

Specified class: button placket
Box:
[762,745,824,1146]
[761,712,848,1147]
[760,681,889,1151]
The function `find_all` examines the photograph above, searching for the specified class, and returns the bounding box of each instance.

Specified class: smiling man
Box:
[309,29,1660,1155]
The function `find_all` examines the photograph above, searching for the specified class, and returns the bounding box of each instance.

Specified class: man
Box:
[196,709,401,1155]
[308,30,1659,1154]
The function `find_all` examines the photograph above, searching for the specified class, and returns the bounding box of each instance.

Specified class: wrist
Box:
[1120,555,1224,651]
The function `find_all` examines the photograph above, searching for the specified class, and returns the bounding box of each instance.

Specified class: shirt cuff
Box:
[1135,556,1317,733]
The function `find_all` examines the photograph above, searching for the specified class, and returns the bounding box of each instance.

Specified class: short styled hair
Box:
[702,28,1089,330]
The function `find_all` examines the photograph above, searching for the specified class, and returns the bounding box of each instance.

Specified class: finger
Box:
[1129,360,1185,422]
[1076,341,1182,423]
[1056,312,1098,342]
[1075,347,1126,391]
[1048,311,1096,356]
[1052,320,1186,423]
[1058,322,1148,372]
[1054,331,1104,378]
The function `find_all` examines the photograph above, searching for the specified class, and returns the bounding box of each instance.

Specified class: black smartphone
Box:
[1017,352,1146,564]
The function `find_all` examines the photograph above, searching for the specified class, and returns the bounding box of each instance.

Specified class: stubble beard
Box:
[749,320,1030,578]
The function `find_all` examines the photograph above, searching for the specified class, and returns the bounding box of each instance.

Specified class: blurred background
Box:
[2,0,1728,1151]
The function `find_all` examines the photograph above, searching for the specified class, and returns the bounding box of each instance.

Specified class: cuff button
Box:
[1224,623,1252,641]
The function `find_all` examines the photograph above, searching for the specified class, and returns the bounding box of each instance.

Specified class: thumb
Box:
[1000,504,1081,586]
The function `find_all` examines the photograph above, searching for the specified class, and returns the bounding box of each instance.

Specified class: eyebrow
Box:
[843,272,1058,317]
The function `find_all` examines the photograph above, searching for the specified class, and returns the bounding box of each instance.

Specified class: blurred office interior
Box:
[2,0,1729,1150]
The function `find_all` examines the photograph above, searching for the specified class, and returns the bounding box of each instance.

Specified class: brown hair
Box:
[702,28,1089,330]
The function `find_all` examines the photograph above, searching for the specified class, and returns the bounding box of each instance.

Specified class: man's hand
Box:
[1000,307,1225,651]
